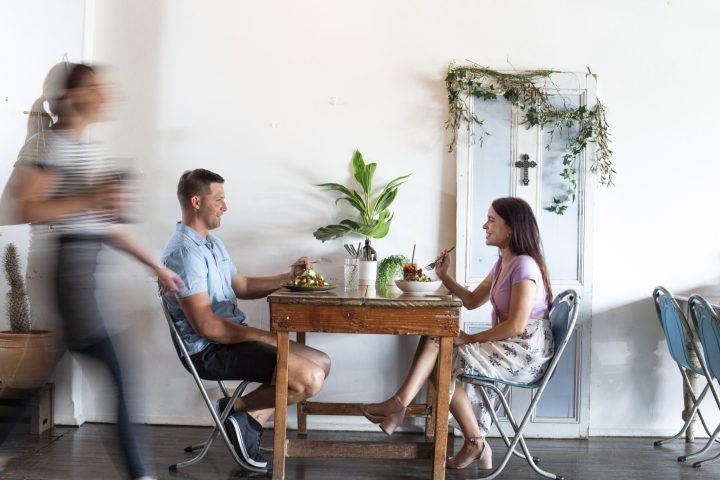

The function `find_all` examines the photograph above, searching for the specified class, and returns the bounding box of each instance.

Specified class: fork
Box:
[289,257,332,267]
[424,246,455,270]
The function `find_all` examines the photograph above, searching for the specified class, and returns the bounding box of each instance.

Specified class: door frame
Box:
[454,71,596,438]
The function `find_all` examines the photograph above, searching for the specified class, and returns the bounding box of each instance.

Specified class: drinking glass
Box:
[344,258,360,291]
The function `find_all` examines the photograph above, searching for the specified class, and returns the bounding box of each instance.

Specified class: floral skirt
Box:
[450,318,554,436]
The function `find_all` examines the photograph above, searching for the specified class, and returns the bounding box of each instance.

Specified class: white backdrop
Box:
[3,0,720,436]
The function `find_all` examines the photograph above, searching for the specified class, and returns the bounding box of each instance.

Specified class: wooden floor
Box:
[2,423,720,479]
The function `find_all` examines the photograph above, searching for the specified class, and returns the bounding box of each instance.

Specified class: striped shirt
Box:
[16,129,118,236]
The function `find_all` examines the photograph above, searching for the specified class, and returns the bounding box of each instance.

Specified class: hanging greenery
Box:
[445,63,614,214]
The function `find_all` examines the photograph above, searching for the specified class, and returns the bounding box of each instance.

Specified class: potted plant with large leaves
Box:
[314,150,410,285]
[0,243,55,389]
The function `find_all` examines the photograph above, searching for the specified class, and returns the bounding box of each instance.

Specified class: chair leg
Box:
[184,441,206,453]
[679,379,720,463]
[170,381,268,473]
[474,383,538,463]
[655,369,712,447]
[172,429,220,470]
[467,383,562,480]
[681,422,720,463]
[693,446,720,469]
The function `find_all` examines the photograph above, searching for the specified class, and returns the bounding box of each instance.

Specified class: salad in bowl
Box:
[395,263,441,294]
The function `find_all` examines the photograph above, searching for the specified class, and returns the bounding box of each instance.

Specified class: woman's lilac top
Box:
[489,255,549,327]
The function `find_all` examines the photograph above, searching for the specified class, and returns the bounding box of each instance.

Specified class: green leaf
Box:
[335,191,367,215]
[362,163,377,196]
[313,222,355,242]
[372,188,398,216]
[352,150,369,193]
[358,215,392,239]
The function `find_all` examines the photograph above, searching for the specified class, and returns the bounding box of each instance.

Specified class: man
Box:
[160,169,330,469]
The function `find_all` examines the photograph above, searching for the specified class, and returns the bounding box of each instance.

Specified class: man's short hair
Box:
[177,169,225,209]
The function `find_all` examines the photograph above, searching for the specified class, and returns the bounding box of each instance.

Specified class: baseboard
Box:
[590,427,711,438]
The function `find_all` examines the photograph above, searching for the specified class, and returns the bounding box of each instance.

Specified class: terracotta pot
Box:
[0,330,56,389]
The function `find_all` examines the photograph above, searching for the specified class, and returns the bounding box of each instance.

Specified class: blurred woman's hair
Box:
[50,63,96,129]
[491,197,553,311]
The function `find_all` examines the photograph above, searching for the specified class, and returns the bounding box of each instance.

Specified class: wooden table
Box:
[268,286,461,479]
[673,294,720,443]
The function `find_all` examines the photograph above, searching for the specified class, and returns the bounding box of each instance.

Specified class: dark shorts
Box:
[190,341,277,384]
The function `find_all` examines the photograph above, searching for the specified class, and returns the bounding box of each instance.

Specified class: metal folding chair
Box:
[458,289,579,480]
[651,287,716,452]
[160,300,269,474]
[685,294,720,468]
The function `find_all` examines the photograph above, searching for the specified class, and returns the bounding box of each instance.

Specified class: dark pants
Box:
[0,235,152,479]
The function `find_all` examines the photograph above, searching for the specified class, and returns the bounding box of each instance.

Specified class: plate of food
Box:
[283,268,335,292]
[395,263,442,294]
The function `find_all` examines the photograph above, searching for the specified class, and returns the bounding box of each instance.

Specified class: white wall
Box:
[1,0,89,426]
[7,0,720,436]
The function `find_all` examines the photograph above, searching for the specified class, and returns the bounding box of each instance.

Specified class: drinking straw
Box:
[410,244,416,267]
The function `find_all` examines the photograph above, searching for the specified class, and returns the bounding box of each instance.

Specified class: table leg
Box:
[425,379,437,440]
[681,303,700,443]
[432,337,452,480]
[273,331,290,479]
[684,366,699,443]
[296,332,308,436]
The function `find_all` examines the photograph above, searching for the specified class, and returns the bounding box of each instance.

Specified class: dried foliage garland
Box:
[446,64,614,214]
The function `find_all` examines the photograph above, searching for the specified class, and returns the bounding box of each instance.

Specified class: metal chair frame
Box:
[652,287,716,450]
[458,289,580,480]
[160,300,269,474]
[685,294,720,469]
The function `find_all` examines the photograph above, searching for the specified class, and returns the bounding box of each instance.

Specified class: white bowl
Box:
[394,279,442,294]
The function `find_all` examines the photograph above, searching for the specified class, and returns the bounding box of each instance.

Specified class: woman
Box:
[6,62,183,480]
[361,197,554,470]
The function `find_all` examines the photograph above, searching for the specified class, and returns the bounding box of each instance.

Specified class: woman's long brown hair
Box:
[491,197,553,311]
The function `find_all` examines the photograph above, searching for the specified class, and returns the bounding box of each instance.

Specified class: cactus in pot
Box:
[0,242,55,389]
[4,243,31,333]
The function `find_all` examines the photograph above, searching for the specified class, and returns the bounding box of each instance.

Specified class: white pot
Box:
[359,260,377,286]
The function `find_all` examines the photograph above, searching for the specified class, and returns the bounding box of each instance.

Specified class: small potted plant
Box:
[377,254,407,286]
[314,150,410,285]
[0,243,55,389]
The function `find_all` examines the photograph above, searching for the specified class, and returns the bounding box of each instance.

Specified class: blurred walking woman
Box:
[8,63,182,480]
[361,197,554,470]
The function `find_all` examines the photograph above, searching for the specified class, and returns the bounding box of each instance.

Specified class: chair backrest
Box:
[689,294,720,381]
[548,289,578,354]
[160,298,194,374]
[541,289,580,385]
[652,286,699,373]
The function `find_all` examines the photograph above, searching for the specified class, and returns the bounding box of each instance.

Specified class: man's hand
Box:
[157,266,185,296]
[289,256,312,278]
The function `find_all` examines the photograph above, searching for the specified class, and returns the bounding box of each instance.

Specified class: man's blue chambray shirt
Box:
[160,223,246,356]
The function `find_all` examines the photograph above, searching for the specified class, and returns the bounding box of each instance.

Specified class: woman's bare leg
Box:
[449,381,482,438]
[364,336,440,416]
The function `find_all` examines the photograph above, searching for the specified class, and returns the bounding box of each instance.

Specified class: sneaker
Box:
[217,396,235,418]
[224,411,267,469]
[243,413,267,465]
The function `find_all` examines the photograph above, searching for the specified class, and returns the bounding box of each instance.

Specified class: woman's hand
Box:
[157,266,185,296]
[434,249,452,280]
[453,331,472,347]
